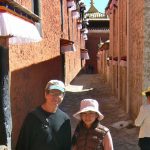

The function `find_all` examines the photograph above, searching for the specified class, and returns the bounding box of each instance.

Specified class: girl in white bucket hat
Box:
[72,99,114,150]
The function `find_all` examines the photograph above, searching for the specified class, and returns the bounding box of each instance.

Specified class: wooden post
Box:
[0,37,12,150]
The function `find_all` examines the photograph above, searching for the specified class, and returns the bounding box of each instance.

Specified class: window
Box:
[60,0,64,32]
[31,0,42,36]
[32,0,40,15]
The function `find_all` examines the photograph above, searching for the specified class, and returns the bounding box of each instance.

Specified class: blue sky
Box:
[84,0,109,13]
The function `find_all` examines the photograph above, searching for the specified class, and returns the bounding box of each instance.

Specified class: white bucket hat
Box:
[73,99,104,121]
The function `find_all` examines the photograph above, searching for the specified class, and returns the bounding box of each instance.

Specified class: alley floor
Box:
[60,73,140,150]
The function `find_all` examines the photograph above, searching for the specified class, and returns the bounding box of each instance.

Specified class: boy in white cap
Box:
[135,87,150,150]
[72,99,113,150]
[16,80,71,150]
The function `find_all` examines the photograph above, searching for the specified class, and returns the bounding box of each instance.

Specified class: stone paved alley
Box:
[60,73,140,150]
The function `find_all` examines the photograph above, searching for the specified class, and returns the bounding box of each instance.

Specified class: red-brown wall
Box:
[1,0,84,148]
[105,0,144,118]
[86,32,109,73]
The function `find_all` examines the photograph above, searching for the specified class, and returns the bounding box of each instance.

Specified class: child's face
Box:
[80,111,98,128]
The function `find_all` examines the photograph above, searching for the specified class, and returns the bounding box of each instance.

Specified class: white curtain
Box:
[0,12,42,44]
[61,44,76,52]
[81,51,89,60]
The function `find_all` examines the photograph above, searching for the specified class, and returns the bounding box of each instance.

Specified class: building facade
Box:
[85,0,109,74]
[0,0,87,148]
[103,0,150,119]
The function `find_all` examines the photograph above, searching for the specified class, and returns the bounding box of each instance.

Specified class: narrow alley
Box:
[1,0,150,149]
[61,73,140,150]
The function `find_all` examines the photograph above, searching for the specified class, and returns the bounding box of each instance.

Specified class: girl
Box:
[72,99,113,150]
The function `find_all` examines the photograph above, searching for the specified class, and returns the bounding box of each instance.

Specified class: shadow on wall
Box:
[11,56,63,149]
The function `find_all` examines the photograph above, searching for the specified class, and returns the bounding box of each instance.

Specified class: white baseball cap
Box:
[45,80,65,93]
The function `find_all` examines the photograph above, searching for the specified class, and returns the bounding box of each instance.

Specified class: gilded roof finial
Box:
[90,0,94,6]
[87,0,99,13]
